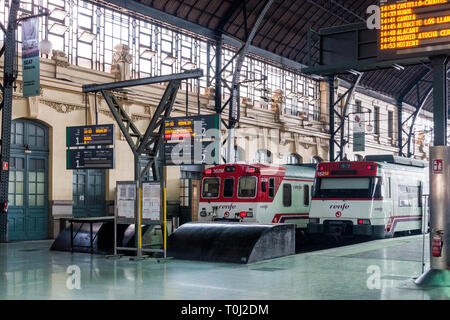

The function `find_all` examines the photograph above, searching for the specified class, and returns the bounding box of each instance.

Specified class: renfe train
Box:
[307,155,429,239]
[198,163,316,229]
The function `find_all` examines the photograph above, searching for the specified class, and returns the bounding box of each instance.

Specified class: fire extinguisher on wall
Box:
[1,201,8,214]
[432,229,444,258]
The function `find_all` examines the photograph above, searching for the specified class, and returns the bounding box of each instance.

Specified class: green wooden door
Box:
[8,119,49,241]
[73,169,106,217]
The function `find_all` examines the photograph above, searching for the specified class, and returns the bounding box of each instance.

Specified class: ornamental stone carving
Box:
[271,89,284,112]
[111,44,133,81]
[51,50,70,68]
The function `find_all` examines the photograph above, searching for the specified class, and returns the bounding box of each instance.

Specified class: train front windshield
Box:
[313,177,382,199]
[202,177,220,198]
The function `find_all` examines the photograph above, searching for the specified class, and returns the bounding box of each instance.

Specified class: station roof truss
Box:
[99,0,447,113]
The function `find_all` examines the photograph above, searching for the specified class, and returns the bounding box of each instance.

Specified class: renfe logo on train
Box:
[329,204,350,211]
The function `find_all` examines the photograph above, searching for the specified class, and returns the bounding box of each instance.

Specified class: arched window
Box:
[354,154,364,161]
[255,149,272,164]
[287,153,302,165]
[11,119,48,151]
[311,156,323,164]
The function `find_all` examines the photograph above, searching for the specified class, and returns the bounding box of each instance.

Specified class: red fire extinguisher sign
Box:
[432,234,443,257]
[433,160,444,174]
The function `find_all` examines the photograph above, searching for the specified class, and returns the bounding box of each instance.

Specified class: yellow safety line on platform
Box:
[164,187,167,257]
[139,187,142,249]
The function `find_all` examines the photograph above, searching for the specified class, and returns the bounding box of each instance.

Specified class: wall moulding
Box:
[41,99,86,114]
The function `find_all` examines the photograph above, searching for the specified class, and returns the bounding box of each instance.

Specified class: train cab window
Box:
[261,181,267,193]
[283,184,292,207]
[313,177,382,199]
[304,185,310,206]
[268,178,275,198]
[223,178,234,198]
[202,178,220,198]
[238,176,257,198]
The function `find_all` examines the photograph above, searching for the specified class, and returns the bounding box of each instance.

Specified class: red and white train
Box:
[198,163,316,230]
[307,155,429,239]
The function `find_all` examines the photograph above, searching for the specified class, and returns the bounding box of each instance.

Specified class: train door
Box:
[390,176,399,224]
[383,176,394,222]
[260,177,269,221]
[8,119,49,241]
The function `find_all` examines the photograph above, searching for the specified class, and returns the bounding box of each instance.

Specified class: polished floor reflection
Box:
[0,235,448,300]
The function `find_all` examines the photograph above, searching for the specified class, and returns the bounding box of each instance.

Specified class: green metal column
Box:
[0,0,20,242]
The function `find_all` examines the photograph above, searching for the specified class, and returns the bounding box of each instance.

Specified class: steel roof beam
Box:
[226,0,274,163]
[82,69,203,93]
[216,0,245,32]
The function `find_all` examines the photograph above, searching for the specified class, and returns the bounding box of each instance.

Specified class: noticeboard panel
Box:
[116,181,137,220]
[142,182,161,222]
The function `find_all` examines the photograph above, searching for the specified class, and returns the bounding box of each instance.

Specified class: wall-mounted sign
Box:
[353,114,365,152]
[433,159,444,174]
[67,148,114,169]
[66,124,115,147]
[164,114,220,166]
[22,17,40,98]
[379,0,450,60]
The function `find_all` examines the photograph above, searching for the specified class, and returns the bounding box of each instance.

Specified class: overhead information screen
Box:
[379,0,450,60]
[163,114,220,165]
[66,124,114,147]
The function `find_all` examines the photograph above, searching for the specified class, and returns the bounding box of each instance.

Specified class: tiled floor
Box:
[1,234,449,300]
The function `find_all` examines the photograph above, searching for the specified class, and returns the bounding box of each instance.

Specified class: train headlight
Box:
[200,210,207,217]
[309,218,320,224]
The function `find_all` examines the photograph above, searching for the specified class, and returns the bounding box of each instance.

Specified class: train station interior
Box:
[1,0,450,303]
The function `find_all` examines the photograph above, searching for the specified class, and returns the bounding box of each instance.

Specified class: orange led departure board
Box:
[379,0,450,59]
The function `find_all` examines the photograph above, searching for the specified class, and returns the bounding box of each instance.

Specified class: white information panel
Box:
[116,182,137,219]
[142,182,161,221]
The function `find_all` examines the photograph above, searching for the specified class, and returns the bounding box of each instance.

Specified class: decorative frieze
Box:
[41,99,85,113]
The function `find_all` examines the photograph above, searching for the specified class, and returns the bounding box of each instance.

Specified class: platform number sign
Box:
[433,159,444,174]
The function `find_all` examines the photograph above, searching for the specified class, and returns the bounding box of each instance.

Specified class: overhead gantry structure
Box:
[95,0,448,162]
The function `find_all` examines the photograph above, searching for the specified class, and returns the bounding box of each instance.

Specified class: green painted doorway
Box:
[8,119,49,241]
[72,169,106,217]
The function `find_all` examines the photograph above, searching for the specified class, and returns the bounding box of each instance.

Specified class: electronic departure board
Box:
[66,124,114,147]
[163,114,220,141]
[379,0,450,60]
[67,148,114,170]
[163,114,220,166]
